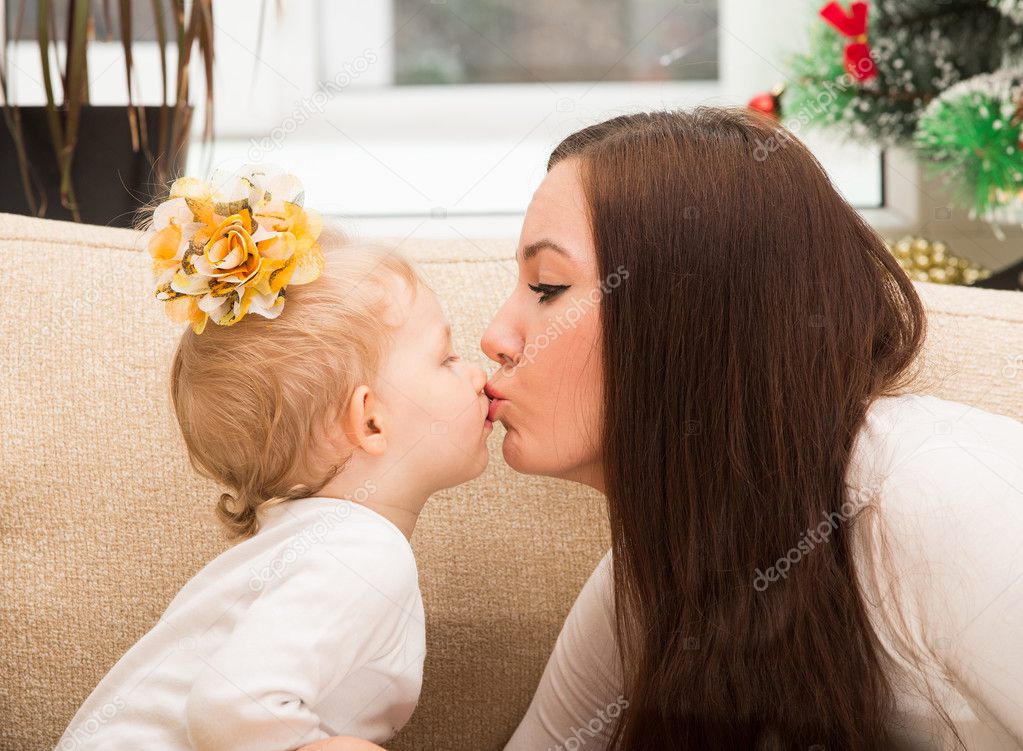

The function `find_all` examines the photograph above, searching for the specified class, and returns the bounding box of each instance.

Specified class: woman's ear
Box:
[343,384,387,456]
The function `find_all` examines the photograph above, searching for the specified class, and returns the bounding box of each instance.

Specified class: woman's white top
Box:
[56,497,425,751]
[505,393,1023,750]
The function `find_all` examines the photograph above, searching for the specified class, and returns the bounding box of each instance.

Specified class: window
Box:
[3,0,895,236]
[390,0,718,85]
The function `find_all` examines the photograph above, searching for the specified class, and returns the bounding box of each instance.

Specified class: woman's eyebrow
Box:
[520,239,571,262]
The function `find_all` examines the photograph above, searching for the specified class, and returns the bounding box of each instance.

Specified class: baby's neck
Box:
[315,469,428,542]
[356,497,422,541]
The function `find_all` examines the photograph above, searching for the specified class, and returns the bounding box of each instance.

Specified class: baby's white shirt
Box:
[56,497,425,751]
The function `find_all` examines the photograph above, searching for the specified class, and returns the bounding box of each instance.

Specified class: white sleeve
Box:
[879,430,1023,744]
[505,549,626,751]
[184,537,418,751]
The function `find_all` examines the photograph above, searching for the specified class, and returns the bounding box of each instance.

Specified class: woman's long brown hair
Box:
[548,107,937,749]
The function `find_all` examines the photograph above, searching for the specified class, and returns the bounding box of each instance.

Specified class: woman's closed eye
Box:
[528,282,570,304]
[443,354,461,366]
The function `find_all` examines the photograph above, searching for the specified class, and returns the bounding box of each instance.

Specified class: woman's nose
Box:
[481,317,519,368]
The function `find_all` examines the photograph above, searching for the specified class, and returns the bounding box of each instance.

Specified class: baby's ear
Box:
[342,385,387,456]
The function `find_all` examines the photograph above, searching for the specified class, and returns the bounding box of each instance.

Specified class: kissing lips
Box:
[484,394,505,423]
[485,383,507,424]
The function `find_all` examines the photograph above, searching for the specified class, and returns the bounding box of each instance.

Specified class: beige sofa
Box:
[2,210,1023,751]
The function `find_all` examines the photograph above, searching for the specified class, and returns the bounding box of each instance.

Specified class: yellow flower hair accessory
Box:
[146,164,325,335]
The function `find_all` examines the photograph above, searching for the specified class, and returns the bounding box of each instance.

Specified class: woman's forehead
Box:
[520,162,592,259]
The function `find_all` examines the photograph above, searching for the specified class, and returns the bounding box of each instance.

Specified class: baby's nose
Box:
[470,364,487,394]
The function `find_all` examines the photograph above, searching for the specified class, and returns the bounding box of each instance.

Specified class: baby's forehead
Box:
[384,277,445,334]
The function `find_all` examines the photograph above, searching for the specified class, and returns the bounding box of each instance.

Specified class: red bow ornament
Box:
[819,1,878,82]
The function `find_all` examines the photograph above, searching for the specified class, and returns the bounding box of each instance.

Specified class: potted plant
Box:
[0,0,214,226]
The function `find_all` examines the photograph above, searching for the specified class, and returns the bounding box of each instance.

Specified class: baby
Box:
[55,169,492,751]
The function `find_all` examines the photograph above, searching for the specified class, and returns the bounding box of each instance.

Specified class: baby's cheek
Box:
[431,387,469,436]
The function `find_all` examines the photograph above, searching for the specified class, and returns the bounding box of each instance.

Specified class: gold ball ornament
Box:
[883,236,991,286]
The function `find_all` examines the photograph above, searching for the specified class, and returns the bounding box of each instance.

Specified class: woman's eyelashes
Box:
[443,353,461,366]
[527,282,570,304]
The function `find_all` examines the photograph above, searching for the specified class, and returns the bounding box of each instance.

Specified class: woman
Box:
[483,107,1023,750]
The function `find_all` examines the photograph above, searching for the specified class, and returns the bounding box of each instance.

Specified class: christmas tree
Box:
[784,0,1021,145]
[915,66,1023,227]
[775,1,1023,228]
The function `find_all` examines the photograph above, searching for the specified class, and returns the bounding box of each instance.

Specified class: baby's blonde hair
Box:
[168,224,421,541]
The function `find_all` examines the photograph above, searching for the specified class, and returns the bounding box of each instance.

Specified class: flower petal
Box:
[148,223,182,261]
[257,234,295,262]
[171,271,211,296]
[247,288,286,320]
[169,177,210,203]
[151,197,192,232]
[288,243,325,285]
[249,221,277,245]
[164,295,200,327]
[190,306,209,335]
[198,292,231,319]
[169,177,214,225]
[219,288,252,326]
[264,173,305,206]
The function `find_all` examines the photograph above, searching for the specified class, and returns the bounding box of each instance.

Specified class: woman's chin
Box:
[500,428,551,477]
[499,428,602,490]
[499,425,528,472]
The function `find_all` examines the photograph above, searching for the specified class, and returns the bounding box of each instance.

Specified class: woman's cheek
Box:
[537,298,603,440]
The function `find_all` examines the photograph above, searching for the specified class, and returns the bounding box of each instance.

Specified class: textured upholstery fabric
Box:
[2,210,1022,750]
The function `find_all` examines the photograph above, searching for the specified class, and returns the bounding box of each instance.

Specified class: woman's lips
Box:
[485,383,507,424]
